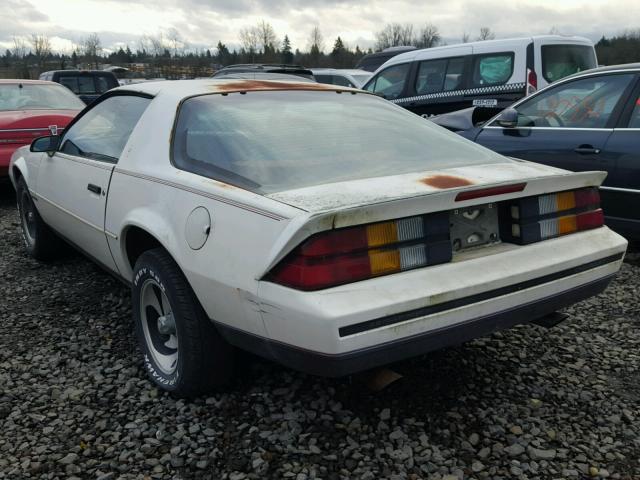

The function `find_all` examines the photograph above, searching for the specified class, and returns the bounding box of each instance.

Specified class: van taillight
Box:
[500,188,604,244]
[267,213,452,291]
[527,68,537,95]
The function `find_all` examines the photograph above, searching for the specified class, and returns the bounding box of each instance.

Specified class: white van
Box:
[362,35,597,117]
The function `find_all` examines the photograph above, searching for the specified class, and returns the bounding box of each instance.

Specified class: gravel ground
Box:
[0,183,639,480]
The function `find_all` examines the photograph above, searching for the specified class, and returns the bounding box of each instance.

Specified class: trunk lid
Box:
[267,159,601,214]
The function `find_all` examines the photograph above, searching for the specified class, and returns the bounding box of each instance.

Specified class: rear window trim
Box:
[470,51,515,88]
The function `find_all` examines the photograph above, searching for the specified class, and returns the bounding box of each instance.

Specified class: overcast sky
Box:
[3,0,639,54]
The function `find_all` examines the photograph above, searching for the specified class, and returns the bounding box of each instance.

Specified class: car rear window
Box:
[172,90,502,194]
[541,45,597,83]
[0,83,85,111]
[472,53,514,87]
[58,74,117,95]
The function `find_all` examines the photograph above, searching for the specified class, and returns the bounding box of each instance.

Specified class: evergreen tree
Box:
[281,35,293,64]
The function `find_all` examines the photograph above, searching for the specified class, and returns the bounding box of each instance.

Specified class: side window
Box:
[96,76,112,93]
[502,74,635,129]
[364,63,410,99]
[59,76,79,94]
[415,57,467,95]
[472,53,514,86]
[314,74,332,85]
[60,95,150,162]
[629,96,640,128]
[415,59,447,94]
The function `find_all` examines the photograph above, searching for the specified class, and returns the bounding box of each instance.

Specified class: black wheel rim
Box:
[19,190,36,246]
[140,279,178,375]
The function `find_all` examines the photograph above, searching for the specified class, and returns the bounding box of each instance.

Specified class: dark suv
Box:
[212,64,315,80]
[39,70,119,105]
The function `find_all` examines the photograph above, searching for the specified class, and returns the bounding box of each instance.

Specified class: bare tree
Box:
[415,23,441,48]
[166,28,186,58]
[308,25,324,54]
[82,33,102,68]
[548,26,562,35]
[461,32,470,43]
[239,26,260,61]
[477,27,496,41]
[30,34,51,69]
[148,32,166,57]
[12,36,28,60]
[374,23,414,51]
[256,20,277,53]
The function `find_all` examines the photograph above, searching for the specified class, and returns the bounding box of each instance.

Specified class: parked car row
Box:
[8,77,628,396]
[362,35,597,117]
[432,63,640,240]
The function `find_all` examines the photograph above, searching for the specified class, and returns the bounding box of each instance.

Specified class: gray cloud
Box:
[0,0,638,54]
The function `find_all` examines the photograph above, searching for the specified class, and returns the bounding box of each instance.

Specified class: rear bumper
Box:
[224,227,626,374]
[218,274,614,376]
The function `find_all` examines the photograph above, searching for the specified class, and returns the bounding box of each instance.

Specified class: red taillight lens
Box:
[501,188,604,244]
[576,209,604,230]
[267,213,452,291]
[527,69,537,94]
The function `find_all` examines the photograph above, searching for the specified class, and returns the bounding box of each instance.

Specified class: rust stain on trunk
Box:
[211,80,344,93]
[420,175,474,189]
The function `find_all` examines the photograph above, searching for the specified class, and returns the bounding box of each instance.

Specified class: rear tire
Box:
[16,177,63,260]
[132,248,234,397]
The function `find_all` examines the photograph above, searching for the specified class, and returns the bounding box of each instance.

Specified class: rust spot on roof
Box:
[210,80,347,93]
[420,175,474,189]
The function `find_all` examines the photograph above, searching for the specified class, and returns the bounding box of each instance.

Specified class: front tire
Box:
[16,177,63,260]
[132,248,234,397]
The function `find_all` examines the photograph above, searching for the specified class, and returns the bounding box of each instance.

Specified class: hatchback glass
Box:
[172,90,502,193]
[541,45,597,83]
[0,83,85,111]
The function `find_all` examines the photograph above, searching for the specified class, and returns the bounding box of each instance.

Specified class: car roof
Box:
[376,34,594,72]
[0,79,54,85]
[310,68,371,76]
[113,78,358,99]
[41,70,114,74]
[550,62,640,84]
[212,72,316,82]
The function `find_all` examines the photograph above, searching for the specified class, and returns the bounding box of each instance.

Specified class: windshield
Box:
[172,90,502,193]
[352,74,371,85]
[0,83,85,111]
[541,45,597,83]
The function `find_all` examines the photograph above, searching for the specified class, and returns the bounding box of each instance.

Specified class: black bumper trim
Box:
[339,253,623,337]
[215,274,615,377]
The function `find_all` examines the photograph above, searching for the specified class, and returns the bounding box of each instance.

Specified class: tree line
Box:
[1,22,640,79]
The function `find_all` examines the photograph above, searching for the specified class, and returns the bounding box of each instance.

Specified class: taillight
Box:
[501,187,604,244]
[267,213,452,291]
[526,68,537,95]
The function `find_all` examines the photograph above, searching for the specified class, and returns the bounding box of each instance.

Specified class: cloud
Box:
[0,0,638,54]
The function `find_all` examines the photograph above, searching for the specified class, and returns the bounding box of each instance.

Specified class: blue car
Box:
[434,63,640,240]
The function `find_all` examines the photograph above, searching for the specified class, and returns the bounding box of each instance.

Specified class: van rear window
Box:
[541,45,597,83]
[472,53,514,87]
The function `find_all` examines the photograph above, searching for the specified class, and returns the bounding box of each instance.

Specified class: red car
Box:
[0,79,84,177]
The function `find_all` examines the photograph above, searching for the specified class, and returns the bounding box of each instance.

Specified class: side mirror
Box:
[496,108,519,128]
[30,135,60,154]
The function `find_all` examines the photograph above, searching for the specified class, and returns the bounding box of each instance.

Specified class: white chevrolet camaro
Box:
[9,79,627,396]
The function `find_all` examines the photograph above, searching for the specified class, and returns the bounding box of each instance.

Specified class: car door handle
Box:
[574,145,601,155]
[87,184,102,195]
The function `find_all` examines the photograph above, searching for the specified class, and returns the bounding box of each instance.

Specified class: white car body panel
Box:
[8,79,627,376]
